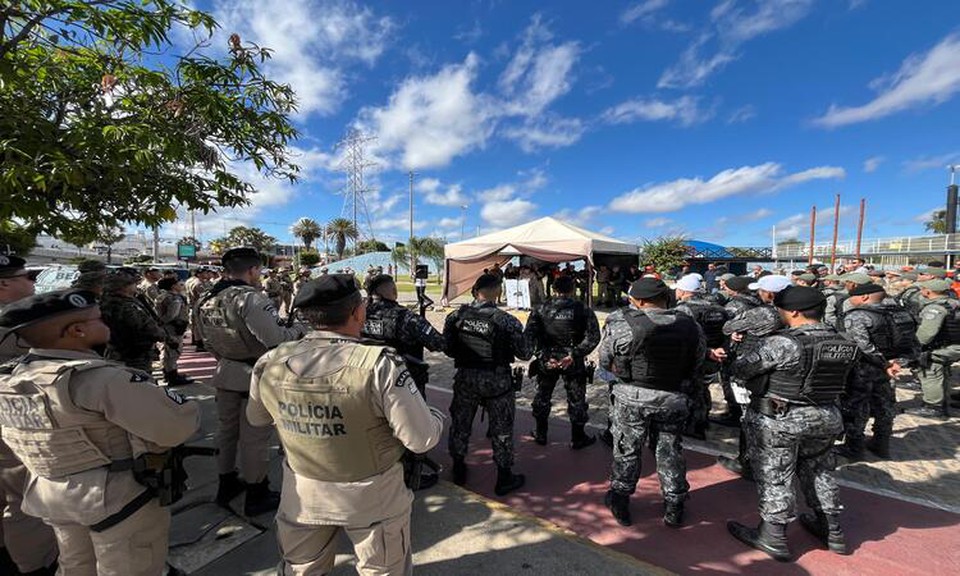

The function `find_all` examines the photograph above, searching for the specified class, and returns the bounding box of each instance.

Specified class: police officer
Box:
[184,267,212,350]
[825,273,872,330]
[246,275,444,575]
[361,274,446,488]
[839,283,917,458]
[71,260,109,297]
[906,278,960,419]
[896,272,922,316]
[263,270,282,311]
[156,277,193,386]
[723,276,762,318]
[0,255,58,576]
[100,268,168,373]
[0,289,200,575]
[444,273,531,496]
[601,278,705,528]
[137,267,161,310]
[674,274,730,439]
[524,275,601,448]
[727,286,856,561]
[197,247,306,515]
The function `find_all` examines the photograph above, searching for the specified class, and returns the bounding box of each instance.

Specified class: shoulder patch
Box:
[383,348,406,367]
[395,368,412,389]
[164,388,186,404]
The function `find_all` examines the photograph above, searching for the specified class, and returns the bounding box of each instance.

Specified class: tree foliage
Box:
[290,217,322,249]
[0,1,300,244]
[356,238,388,254]
[299,248,320,267]
[212,225,276,256]
[0,220,38,256]
[326,218,357,261]
[925,210,947,234]
[178,235,201,249]
[639,236,689,273]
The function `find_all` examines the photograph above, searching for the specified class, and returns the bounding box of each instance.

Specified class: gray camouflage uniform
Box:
[100,293,166,373]
[841,306,898,446]
[362,298,445,395]
[731,325,848,525]
[525,297,601,426]
[600,307,705,503]
[675,297,729,428]
[444,302,532,469]
[724,293,763,319]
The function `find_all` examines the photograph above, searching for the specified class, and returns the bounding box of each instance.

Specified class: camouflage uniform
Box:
[362,297,446,395]
[100,293,166,373]
[600,307,705,503]
[724,293,762,319]
[674,297,729,431]
[897,285,922,319]
[525,296,601,426]
[443,302,531,469]
[156,289,190,376]
[914,295,960,408]
[824,290,849,330]
[137,279,160,311]
[731,325,851,525]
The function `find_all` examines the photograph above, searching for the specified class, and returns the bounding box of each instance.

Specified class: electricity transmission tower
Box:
[336,129,377,243]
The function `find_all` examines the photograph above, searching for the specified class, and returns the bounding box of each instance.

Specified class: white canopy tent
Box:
[442,217,640,303]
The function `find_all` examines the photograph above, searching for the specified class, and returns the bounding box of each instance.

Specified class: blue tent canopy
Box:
[685,240,734,259]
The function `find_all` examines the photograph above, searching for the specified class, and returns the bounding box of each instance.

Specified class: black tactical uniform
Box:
[524,287,601,448]
[728,287,856,561]
[600,278,705,528]
[443,276,532,496]
[675,296,729,437]
[100,272,167,374]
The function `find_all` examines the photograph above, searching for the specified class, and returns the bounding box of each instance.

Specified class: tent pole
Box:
[586,258,593,308]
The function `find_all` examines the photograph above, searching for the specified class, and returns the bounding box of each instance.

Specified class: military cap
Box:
[919,279,951,292]
[748,275,791,293]
[0,254,28,279]
[221,247,261,266]
[725,276,753,292]
[157,277,180,291]
[553,275,575,294]
[675,275,702,292]
[77,260,107,274]
[919,267,947,279]
[901,272,918,281]
[798,273,817,283]
[774,286,826,311]
[790,270,804,277]
[884,269,902,277]
[822,274,840,281]
[849,283,886,296]
[719,273,736,282]
[840,273,872,285]
[293,274,359,309]
[867,269,884,277]
[628,277,670,300]
[473,273,501,292]
[102,268,141,290]
[366,273,394,294]
[0,289,98,331]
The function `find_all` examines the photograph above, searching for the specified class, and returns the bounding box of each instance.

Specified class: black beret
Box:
[628,277,670,300]
[0,254,27,279]
[473,274,501,291]
[157,277,179,291]
[553,275,575,294]
[0,289,98,331]
[725,276,753,292]
[77,260,107,274]
[293,274,358,309]
[221,247,260,266]
[774,286,826,311]
[366,274,394,294]
[849,283,886,296]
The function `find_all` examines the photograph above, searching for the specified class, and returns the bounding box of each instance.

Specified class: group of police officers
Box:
[0,248,957,575]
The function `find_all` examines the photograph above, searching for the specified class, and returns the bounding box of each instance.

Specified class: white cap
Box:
[748,275,792,293]
[676,275,702,292]
[687,272,704,281]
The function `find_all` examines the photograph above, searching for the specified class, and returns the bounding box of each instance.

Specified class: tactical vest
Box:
[766,329,858,404]
[0,359,134,478]
[897,286,921,319]
[256,340,405,482]
[928,300,960,347]
[682,299,727,348]
[362,301,422,360]
[615,310,698,393]
[198,285,267,362]
[847,305,918,359]
[542,299,587,352]
[453,306,513,369]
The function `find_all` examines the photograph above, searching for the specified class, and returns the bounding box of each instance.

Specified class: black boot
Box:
[494,466,525,496]
[530,418,548,446]
[22,562,59,576]
[799,512,848,555]
[904,403,947,419]
[866,435,891,459]
[570,424,596,450]
[835,438,865,461]
[165,370,194,386]
[243,479,281,516]
[663,501,684,528]
[604,490,632,526]
[452,456,467,486]
[215,471,246,507]
[727,520,791,562]
[599,428,614,448]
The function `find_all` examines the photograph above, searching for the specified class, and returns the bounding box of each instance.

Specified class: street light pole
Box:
[409,171,415,278]
[460,204,468,240]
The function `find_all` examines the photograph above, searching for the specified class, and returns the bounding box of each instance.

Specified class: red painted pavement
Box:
[177,345,959,575]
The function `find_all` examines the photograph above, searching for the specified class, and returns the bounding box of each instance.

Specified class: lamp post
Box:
[460,204,468,240]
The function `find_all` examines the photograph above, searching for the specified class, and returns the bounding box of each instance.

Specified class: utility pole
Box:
[808,206,816,265]
[336,129,378,247]
[152,226,160,262]
[460,204,468,240]
[190,210,197,240]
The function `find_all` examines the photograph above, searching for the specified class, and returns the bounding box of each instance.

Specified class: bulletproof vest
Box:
[848,305,918,359]
[0,359,134,478]
[452,305,513,368]
[766,328,858,404]
[897,286,921,318]
[929,300,960,347]
[615,309,699,393]
[681,299,728,348]
[198,284,268,362]
[362,300,423,360]
[256,340,405,482]
[542,298,587,351]
[832,293,851,331]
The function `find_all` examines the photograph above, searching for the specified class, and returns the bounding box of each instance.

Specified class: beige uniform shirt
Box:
[209,290,306,392]
[13,349,200,526]
[246,331,443,526]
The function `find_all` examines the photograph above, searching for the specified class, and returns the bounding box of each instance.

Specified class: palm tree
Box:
[390,244,408,273]
[291,217,322,249]
[327,218,358,261]
[418,237,446,283]
[925,210,947,234]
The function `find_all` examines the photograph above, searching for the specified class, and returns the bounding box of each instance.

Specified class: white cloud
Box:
[903,151,960,172]
[610,162,845,214]
[481,198,537,228]
[437,217,463,229]
[424,184,470,207]
[498,16,581,117]
[503,116,585,152]
[774,203,855,240]
[554,205,604,228]
[863,156,885,173]
[849,0,868,9]
[215,0,394,117]
[727,105,757,124]
[644,217,673,227]
[814,34,960,128]
[659,1,815,89]
[621,0,670,25]
[601,95,713,126]
[477,184,517,203]
[739,208,774,221]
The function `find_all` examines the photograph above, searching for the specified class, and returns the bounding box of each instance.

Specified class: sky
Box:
[152,0,960,250]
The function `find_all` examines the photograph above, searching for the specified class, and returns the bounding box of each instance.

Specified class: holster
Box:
[750,397,791,418]
[132,445,217,506]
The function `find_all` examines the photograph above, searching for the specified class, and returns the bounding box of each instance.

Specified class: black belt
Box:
[90,489,155,533]
[750,397,824,417]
